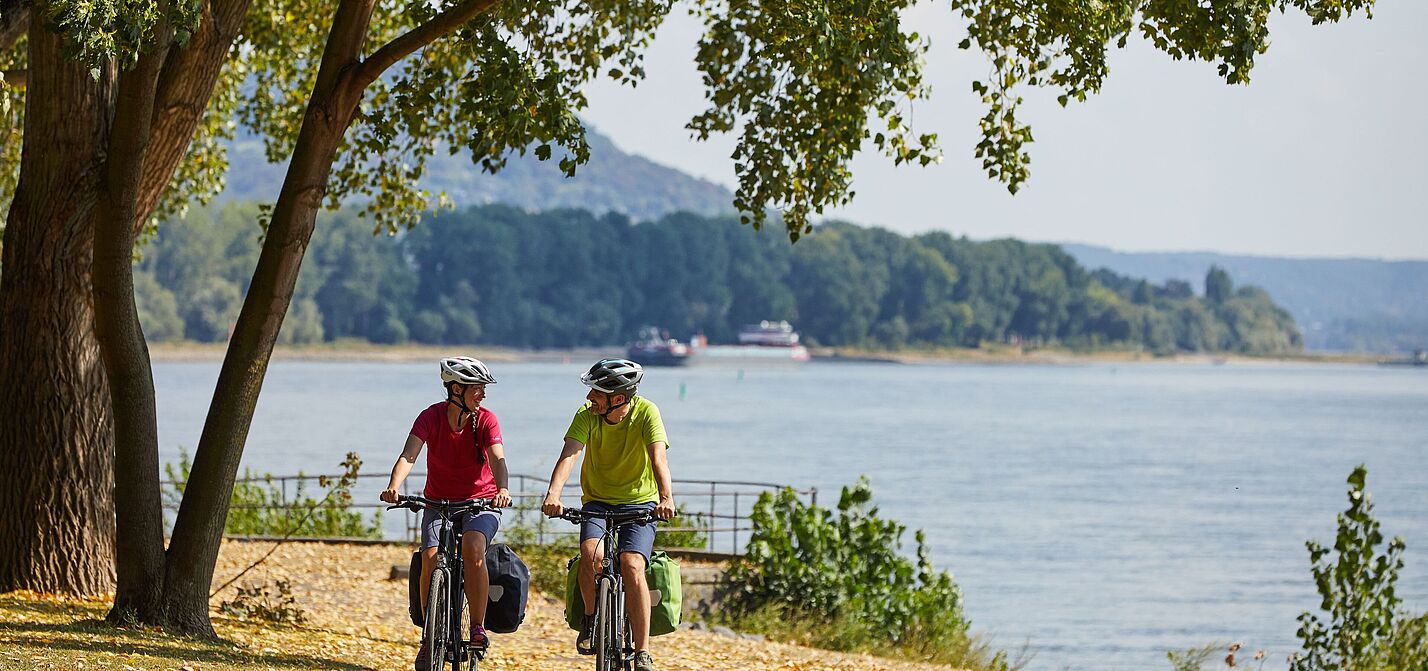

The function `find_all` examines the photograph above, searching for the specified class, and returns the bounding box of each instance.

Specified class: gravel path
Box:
[212,540,962,671]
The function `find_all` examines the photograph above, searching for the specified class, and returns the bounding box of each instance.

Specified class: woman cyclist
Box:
[381,356,512,671]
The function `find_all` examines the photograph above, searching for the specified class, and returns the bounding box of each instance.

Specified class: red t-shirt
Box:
[411,402,502,500]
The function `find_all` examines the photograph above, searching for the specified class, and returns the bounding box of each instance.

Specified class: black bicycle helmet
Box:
[580,358,643,395]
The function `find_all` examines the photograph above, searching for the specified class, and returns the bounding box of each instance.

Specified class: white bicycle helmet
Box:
[440,356,496,386]
[580,358,643,395]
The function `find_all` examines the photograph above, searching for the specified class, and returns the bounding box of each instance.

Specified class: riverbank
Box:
[147,340,1382,366]
[148,341,612,364]
[0,541,965,671]
[811,344,1383,366]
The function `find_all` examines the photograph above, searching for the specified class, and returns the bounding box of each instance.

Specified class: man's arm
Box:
[541,437,585,516]
[488,442,511,507]
[647,441,675,520]
[380,434,424,502]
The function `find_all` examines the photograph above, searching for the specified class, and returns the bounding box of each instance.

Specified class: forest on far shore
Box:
[128,203,1302,355]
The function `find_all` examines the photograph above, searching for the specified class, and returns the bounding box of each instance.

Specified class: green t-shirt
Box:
[565,395,669,505]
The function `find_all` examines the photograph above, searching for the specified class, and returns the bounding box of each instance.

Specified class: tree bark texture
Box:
[0,0,26,52]
[0,18,117,596]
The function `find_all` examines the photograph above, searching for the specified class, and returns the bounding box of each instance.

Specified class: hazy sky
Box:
[581,2,1427,260]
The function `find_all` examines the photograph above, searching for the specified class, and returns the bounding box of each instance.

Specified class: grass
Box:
[0,592,377,670]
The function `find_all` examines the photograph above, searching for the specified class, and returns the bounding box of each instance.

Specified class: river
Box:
[153,358,1428,670]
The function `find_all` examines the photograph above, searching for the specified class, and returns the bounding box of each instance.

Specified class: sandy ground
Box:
[208,540,962,671]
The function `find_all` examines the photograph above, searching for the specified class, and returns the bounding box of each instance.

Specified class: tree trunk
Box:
[96,32,171,624]
[0,18,117,596]
[160,0,373,635]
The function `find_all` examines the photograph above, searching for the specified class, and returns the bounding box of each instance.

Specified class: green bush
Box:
[1290,466,1427,671]
[719,478,1013,670]
[500,496,709,598]
[164,450,380,539]
[500,497,708,549]
[507,542,575,598]
[654,503,709,549]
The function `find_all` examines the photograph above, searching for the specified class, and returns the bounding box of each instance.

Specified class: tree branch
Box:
[134,0,255,229]
[1,69,23,90]
[351,0,500,92]
[0,0,26,52]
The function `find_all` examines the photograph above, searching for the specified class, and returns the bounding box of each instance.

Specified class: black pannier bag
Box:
[483,543,530,633]
[407,550,424,627]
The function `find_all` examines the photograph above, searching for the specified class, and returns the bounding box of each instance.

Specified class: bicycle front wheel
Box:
[425,567,450,671]
[594,575,622,671]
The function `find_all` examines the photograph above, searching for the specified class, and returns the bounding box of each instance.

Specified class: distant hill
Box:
[211,123,1419,354]
[218,124,736,221]
[1061,244,1428,353]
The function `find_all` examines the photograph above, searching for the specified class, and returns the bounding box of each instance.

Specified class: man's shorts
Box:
[579,501,658,561]
[421,507,501,549]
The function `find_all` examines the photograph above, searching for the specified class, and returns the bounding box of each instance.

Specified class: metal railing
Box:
[160,471,816,555]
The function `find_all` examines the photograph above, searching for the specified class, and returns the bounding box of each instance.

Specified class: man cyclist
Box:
[381,356,512,671]
[541,358,676,671]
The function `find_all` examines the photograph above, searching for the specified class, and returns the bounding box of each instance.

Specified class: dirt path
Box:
[211,540,961,671]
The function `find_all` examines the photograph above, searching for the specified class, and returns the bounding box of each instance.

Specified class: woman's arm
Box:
[380,434,424,502]
[488,441,511,507]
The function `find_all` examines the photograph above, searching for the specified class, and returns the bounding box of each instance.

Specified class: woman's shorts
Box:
[578,501,658,561]
[421,507,501,549]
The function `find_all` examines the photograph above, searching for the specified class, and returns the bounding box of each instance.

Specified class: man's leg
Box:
[578,537,602,616]
[619,551,651,651]
[576,536,602,654]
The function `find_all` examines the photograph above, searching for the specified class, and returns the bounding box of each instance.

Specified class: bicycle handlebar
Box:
[384,494,498,514]
[548,507,666,527]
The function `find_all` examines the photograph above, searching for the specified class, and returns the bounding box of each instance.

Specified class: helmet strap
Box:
[598,391,631,422]
[446,381,476,414]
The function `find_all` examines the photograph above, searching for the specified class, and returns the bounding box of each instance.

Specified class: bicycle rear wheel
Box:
[594,575,622,671]
[425,568,450,671]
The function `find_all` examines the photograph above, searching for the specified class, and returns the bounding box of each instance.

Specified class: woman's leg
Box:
[462,530,489,630]
[419,546,439,610]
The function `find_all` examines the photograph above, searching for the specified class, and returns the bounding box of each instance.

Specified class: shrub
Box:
[164,450,380,538]
[720,478,1012,670]
[1290,465,1426,671]
[507,542,573,598]
[654,502,709,549]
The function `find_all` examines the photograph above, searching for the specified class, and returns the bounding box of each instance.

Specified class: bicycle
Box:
[551,507,661,671]
[387,495,499,671]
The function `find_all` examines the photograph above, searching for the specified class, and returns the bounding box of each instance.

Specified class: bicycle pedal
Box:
[467,641,489,661]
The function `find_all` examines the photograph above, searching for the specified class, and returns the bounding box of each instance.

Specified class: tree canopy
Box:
[1,0,1376,239]
[0,0,1374,636]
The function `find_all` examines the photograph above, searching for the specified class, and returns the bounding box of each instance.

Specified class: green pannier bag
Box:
[564,551,682,636]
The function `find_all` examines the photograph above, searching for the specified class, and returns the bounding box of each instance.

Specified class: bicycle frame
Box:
[390,495,496,671]
[555,508,658,671]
